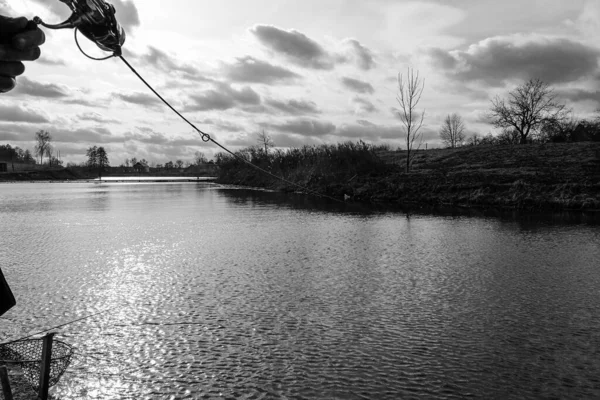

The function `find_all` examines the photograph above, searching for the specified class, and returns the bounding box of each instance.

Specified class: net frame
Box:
[0,338,73,392]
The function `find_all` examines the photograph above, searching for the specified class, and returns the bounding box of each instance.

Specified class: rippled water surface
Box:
[1,182,600,399]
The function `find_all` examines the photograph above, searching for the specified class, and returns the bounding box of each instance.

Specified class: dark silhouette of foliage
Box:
[34,130,52,164]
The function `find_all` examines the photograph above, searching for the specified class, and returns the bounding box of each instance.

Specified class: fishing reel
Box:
[33,0,125,57]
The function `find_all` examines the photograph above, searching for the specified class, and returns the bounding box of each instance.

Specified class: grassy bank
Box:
[216,142,600,210]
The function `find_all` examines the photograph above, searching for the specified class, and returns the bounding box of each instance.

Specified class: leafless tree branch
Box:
[397,67,425,171]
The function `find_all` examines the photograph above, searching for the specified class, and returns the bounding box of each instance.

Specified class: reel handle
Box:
[33,0,125,56]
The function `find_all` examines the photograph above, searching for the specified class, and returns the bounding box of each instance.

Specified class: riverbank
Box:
[0,170,216,183]
[216,142,600,211]
[0,168,84,182]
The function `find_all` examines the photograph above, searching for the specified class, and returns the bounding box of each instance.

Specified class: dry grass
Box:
[216,142,600,209]
[369,142,600,209]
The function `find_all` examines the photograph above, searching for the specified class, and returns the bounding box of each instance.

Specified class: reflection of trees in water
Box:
[217,188,600,226]
[218,188,364,214]
[86,189,112,211]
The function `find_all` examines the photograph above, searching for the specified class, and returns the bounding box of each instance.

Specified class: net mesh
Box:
[0,337,73,391]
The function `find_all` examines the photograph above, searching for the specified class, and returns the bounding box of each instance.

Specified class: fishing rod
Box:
[33,0,343,203]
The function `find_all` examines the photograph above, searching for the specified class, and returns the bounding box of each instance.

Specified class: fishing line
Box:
[117,55,343,203]
[35,0,344,202]
[1,306,116,344]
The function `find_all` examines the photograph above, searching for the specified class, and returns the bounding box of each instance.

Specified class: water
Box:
[1,182,599,399]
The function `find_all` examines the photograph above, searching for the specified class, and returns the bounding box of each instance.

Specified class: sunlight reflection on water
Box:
[1,182,600,399]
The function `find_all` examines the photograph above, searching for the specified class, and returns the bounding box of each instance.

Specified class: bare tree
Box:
[439,113,466,148]
[194,151,208,165]
[34,130,52,164]
[489,78,568,144]
[396,67,425,172]
[256,129,274,154]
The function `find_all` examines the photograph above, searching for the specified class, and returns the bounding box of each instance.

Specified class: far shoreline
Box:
[2,142,599,213]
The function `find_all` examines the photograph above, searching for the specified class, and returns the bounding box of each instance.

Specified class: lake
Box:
[1,182,599,399]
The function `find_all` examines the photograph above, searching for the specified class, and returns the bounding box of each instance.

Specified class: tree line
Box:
[0,144,36,164]
[436,79,600,148]
[3,75,598,175]
[0,130,63,166]
[397,69,600,171]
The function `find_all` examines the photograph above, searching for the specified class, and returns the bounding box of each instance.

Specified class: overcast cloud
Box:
[12,77,70,98]
[251,25,337,70]
[429,35,600,86]
[344,39,376,71]
[184,83,261,112]
[265,98,321,115]
[0,103,50,123]
[223,56,301,84]
[341,77,375,94]
[268,118,336,137]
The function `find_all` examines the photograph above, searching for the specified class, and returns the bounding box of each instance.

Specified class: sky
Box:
[1,0,599,165]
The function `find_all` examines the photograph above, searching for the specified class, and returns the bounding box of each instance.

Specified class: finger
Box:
[0,44,41,61]
[0,75,16,93]
[13,27,46,50]
[0,16,28,36]
[0,61,25,77]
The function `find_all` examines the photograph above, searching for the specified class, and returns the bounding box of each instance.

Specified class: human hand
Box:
[0,15,45,93]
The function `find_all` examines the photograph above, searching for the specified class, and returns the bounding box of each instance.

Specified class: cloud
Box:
[265,98,321,115]
[198,118,245,132]
[268,118,336,137]
[77,112,120,124]
[52,126,118,144]
[427,48,458,70]
[63,97,109,108]
[0,104,49,123]
[335,120,438,143]
[27,0,138,30]
[351,97,377,114]
[335,120,398,140]
[559,89,600,104]
[0,122,42,140]
[124,128,209,148]
[124,46,209,81]
[12,77,70,98]
[184,83,261,112]
[37,55,67,66]
[224,133,256,148]
[429,34,600,86]
[344,39,376,70]
[112,0,141,29]
[28,0,69,18]
[114,91,161,107]
[0,1,15,14]
[270,133,324,148]
[124,129,170,145]
[0,121,34,141]
[222,56,301,84]
[0,132,20,141]
[250,25,336,70]
[341,77,375,94]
